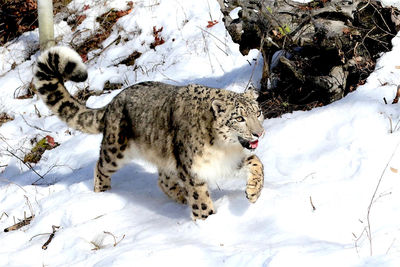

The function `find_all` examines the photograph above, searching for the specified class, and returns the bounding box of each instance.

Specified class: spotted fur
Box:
[33,46,265,220]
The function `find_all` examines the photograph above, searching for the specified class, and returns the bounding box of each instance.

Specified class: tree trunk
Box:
[38,0,55,51]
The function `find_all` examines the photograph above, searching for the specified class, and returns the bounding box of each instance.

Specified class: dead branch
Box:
[42,225,60,250]
[4,215,35,232]
[2,191,35,232]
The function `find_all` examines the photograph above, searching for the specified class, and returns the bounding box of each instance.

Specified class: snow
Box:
[381,0,400,8]
[229,7,242,20]
[1,0,400,266]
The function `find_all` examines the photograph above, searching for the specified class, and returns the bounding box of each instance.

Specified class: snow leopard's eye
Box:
[236,116,245,122]
[256,110,262,117]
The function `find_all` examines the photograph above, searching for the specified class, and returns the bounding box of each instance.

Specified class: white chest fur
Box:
[191,143,249,183]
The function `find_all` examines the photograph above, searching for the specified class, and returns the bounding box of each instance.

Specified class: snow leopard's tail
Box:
[33,46,105,134]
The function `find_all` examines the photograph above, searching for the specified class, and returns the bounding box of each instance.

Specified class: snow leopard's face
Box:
[212,90,265,150]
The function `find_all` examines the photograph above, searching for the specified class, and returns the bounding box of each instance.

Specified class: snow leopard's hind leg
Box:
[158,171,188,204]
[94,105,132,192]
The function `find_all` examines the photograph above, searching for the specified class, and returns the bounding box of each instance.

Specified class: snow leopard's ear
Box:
[244,88,259,100]
[211,99,225,114]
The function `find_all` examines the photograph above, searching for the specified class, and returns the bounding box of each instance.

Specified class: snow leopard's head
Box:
[211,89,265,150]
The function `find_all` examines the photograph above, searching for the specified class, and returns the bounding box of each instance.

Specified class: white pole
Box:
[37,0,55,51]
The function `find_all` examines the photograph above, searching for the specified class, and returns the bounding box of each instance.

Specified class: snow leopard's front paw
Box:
[246,182,262,203]
[245,155,264,203]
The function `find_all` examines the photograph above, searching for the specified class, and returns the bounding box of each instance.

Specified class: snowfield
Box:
[1,0,400,266]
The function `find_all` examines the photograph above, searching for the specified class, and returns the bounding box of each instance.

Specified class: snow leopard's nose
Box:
[252,129,265,138]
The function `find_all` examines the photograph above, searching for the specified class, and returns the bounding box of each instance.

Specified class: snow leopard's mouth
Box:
[238,136,259,150]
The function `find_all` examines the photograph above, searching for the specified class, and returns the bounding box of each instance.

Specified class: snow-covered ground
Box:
[1,0,400,266]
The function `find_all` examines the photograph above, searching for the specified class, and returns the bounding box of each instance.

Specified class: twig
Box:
[29,232,53,242]
[0,133,13,149]
[90,238,104,251]
[370,2,392,33]
[264,36,281,49]
[309,196,316,211]
[386,238,396,254]
[289,15,311,39]
[91,242,101,250]
[357,29,375,60]
[42,225,60,250]
[353,226,369,256]
[259,1,293,45]
[201,31,215,73]
[87,35,121,64]
[393,120,400,133]
[387,115,393,133]
[0,212,9,220]
[3,164,66,188]
[3,138,61,186]
[4,215,35,232]
[358,0,371,12]
[20,114,52,133]
[0,178,27,193]
[6,148,45,183]
[32,164,60,186]
[366,139,400,255]
[103,231,125,247]
[24,195,34,217]
[157,71,179,84]
[392,85,400,104]
[213,43,229,57]
[196,26,228,50]
[34,104,41,118]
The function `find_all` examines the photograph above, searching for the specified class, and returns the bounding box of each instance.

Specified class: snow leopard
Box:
[33,46,265,220]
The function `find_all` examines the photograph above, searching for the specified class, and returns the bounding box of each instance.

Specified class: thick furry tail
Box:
[33,46,105,134]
